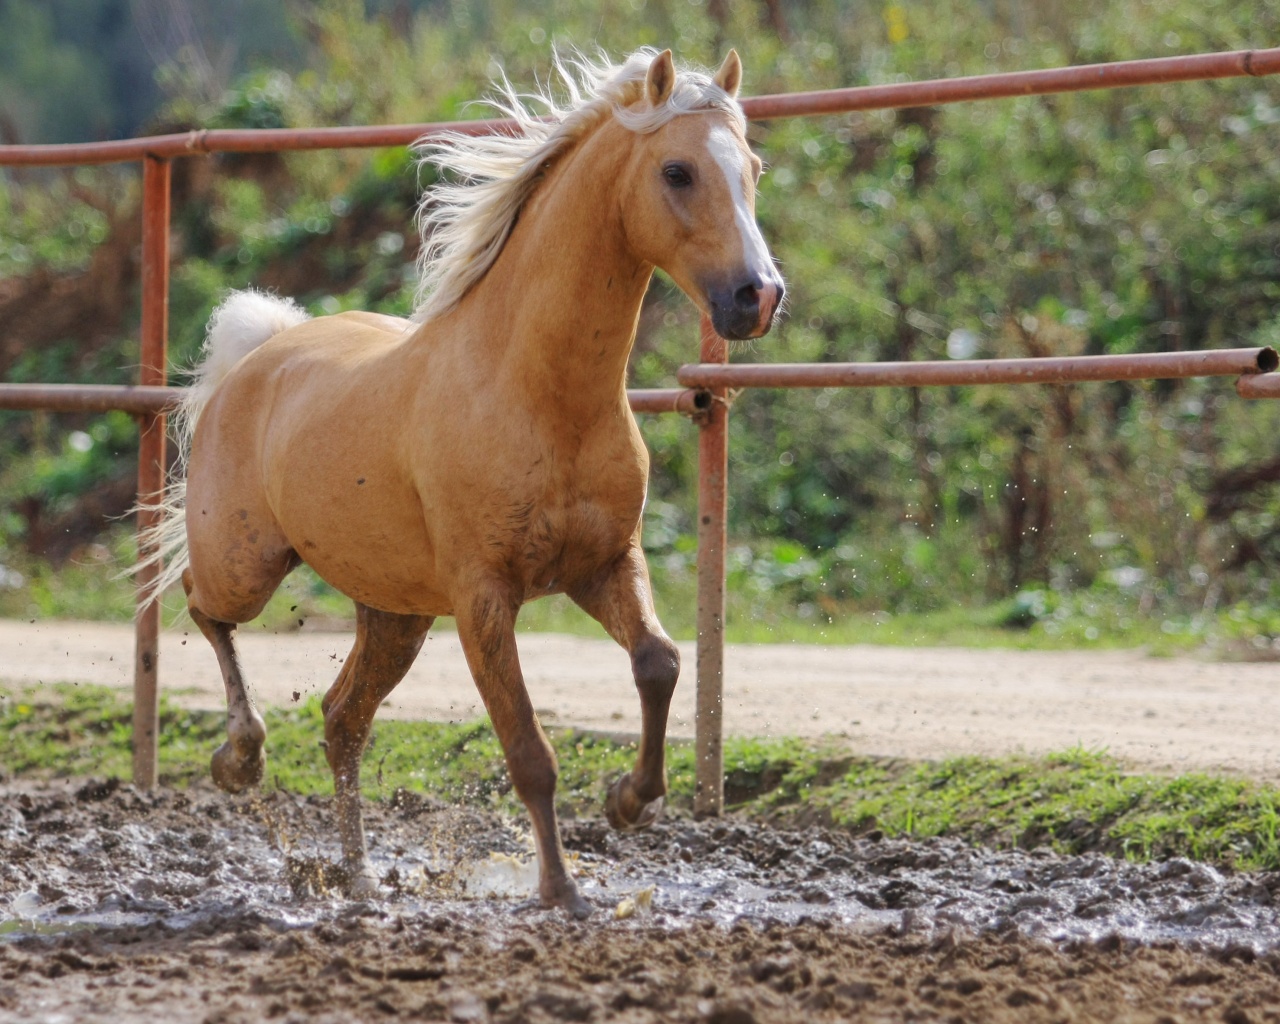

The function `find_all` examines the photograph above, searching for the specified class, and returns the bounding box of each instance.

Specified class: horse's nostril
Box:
[733,283,759,311]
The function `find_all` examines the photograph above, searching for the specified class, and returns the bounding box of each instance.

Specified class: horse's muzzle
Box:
[708,272,785,341]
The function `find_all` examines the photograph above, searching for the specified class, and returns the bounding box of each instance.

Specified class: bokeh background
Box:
[3,0,1280,653]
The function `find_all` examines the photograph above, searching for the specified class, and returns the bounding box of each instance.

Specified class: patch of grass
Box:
[0,535,1225,654]
[0,683,225,782]
[6,683,1280,872]
[761,748,1280,871]
[262,698,643,814]
[515,588,1202,652]
[0,539,140,623]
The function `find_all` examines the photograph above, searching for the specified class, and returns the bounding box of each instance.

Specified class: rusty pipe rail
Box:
[0,383,182,415]
[2,47,1278,167]
[677,347,1279,391]
[0,383,704,418]
[625,388,706,416]
[0,118,517,167]
[739,46,1280,120]
[13,347,1274,418]
[1236,373,1280,399]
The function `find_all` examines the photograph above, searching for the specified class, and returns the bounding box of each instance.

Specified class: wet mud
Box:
[5,777,1280,1022]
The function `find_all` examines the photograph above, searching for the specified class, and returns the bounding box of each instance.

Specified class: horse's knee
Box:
[632,632,679,701]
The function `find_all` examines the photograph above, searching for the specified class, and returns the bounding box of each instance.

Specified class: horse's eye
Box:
[663,163,693,188]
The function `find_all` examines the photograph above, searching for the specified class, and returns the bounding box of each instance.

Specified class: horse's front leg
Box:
[571,542,681,832]
[456,585,591,918]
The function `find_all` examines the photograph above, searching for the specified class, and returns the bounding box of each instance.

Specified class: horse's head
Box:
[618,50,785,341]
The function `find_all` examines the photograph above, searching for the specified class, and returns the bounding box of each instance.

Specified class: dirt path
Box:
[3,618,1279,780]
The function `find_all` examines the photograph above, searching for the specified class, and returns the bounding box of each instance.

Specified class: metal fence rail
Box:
[3,47,1277,166]
[678,348,1280,390]
[0,383,705,417]
[2,46,1278,806]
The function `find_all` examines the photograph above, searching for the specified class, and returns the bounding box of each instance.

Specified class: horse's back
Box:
[189,310,414,470]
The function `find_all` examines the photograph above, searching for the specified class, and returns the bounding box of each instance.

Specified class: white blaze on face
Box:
[705,125,772,271]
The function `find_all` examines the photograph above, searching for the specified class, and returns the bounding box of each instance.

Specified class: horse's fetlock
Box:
[635,771,668,803]
[228,712,266,755]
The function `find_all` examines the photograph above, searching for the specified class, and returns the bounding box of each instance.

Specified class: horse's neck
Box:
[451,124,651,415]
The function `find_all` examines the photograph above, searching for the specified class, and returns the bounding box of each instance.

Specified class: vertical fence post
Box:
[133,154,171,789]
[694,314,729,817]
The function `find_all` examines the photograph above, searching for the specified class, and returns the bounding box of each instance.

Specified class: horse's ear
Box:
[714,49,742,98]
[645,49,676,106]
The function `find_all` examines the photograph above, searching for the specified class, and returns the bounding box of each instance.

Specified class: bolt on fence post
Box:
[694,314,729,818]
[133,154,171,789]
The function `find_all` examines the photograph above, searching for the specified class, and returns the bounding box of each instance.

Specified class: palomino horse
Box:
[141,48,783,918]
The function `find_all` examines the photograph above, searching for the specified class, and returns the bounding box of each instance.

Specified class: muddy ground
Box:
[6,778,1280,1022]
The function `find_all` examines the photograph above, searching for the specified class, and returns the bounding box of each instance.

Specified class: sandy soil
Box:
[4,617,1279,780]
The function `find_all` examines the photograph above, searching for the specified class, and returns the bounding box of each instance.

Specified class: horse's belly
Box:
[297,531,450,617]
[272,478,451,617]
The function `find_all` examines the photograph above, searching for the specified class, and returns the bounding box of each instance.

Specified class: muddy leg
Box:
[185,574,267,793]
[572,543,680,832]
[322,604,432,897]
[456,586,591,919]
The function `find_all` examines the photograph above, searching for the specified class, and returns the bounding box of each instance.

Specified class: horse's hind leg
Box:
[184,572,267,793]
[571,542,680,831]
[322,604,432,897]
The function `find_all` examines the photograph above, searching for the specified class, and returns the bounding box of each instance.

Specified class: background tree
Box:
[3,0,1280,645]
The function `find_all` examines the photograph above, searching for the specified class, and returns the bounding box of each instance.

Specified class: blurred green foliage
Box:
[3,0,1280,646]
[0,0,301,145]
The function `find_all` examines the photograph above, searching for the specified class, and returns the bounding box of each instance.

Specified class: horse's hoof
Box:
[605,773,665,832]
[564,892,594,920]
[210,741,265,793]
[542,887,594,920]
[535,872,594,919]
[347,870,381,900]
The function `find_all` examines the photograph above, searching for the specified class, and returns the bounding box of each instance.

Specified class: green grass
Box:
[0,531,1251,655]
[517,589,1204,654]
[751,747,1280,869]
[6,683,1280,871]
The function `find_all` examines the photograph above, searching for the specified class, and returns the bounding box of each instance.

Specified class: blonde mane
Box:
[411,48,744,323]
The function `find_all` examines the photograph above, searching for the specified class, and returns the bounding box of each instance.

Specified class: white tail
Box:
[129,290,310,608]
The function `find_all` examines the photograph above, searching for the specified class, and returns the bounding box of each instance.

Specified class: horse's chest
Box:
[466,422,647,590]
[481,468,639,591]
[513,495,635,577]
